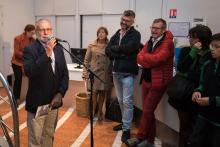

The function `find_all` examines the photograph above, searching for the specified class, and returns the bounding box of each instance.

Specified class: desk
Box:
[64,64,85,108]
[67,64,83,81]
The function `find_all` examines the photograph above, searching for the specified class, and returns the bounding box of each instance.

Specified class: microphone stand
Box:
[61,41,105,147]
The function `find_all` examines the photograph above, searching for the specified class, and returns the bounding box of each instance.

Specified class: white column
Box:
[75,0,81,48]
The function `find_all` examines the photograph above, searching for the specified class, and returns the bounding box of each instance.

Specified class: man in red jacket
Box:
[126,18,174,147]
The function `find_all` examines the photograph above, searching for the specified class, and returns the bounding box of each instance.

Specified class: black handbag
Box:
[105,98,122,122]
[167,73,196,109]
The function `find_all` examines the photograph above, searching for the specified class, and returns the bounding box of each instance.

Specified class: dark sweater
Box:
[195,59,220,124]
[174,46,211,111]
[105,26,141,75]
[177,46,211,84]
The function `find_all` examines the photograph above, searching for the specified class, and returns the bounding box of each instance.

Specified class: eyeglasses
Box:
[38,28,52,33]
[121,17,132,23]
[210,44,220,50]
[150,26,162,30]
[187,35,193,39]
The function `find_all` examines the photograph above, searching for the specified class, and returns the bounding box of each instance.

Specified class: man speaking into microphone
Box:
[23,18,69,147]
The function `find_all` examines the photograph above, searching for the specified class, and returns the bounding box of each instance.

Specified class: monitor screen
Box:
[70,48,87,69]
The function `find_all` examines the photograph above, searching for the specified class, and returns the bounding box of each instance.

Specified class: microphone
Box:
[55,37,67,42]
[48,36,67,42]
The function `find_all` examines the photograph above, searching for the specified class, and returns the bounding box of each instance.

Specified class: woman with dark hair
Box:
[11,24,35,106]
[82,26,112,121]
[175,25,212,147]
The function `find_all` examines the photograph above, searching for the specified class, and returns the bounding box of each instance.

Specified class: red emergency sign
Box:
[169,9,177,18]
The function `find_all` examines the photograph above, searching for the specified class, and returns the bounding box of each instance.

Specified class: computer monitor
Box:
[70,48,87,69]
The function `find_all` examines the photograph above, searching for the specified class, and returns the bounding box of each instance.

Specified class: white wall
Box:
[34,0,134,63]
[0,6,3,78]
[56,16,76,63]
[82,15,102,48]
[1,0,219,74]
[164,0,220,47]
[135,0,163,43]
[0,0,35,76]
[82,14,121,48]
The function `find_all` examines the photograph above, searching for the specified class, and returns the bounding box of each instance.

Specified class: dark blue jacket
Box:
[23,40,69,113]
[105,26,141,75]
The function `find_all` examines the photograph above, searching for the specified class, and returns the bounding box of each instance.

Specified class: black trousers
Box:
[178,111,196,147]
[12,64,22,100]
[188,116,220,147]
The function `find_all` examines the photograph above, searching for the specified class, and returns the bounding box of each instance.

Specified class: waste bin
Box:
[75,92,89,117]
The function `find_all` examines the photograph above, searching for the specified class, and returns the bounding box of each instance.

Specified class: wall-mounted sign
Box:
[169,9,177,18]
[168,22,190,37]
[192,18,207,27]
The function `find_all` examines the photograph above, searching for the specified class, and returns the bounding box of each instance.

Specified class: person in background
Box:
[105,10,141,143]
[23,19,69,147]
[82,26,112,121]
[189,33,220,147]
[126,18,174,147]
[175,25,212,147]
[11,24,35,105]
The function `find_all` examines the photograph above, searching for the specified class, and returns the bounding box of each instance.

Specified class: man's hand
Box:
[45,38,56,57]
[50,93,63,109]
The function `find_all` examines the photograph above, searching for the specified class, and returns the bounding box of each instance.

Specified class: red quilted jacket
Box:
[137,31,174,89]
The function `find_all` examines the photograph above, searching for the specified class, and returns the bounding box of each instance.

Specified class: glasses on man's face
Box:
[121,17,132,23]
[38,28,52,33]
[150,26,162,30]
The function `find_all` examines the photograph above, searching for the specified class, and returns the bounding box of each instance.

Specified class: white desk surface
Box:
[67,64,83,81]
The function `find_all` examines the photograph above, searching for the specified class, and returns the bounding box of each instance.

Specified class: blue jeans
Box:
[113,73,135,131]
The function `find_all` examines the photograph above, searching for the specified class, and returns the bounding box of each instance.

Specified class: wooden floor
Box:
[0,81,162,147]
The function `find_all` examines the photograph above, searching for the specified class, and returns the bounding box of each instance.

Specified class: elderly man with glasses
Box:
[23,18,69,147]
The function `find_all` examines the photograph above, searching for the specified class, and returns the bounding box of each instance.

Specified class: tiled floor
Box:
[0,86,163,147]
